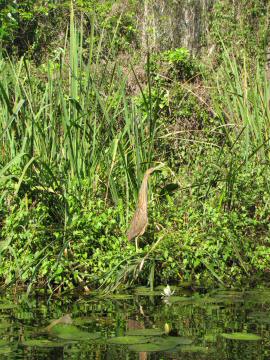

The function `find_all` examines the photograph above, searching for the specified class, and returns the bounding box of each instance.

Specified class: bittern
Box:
[127,165,163,251]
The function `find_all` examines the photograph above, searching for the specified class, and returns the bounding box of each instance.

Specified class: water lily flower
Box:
[161,285,175,297]
[164,323,171,334]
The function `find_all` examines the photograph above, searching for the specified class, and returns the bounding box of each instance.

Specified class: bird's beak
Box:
[153,163,165,172]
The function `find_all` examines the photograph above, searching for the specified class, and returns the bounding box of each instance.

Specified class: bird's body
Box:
[127,167,160,250]
[127,206,148,241]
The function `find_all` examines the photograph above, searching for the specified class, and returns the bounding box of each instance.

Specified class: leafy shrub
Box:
[0,193,129,290]
[162,47,200,80]
[0,0,69,59]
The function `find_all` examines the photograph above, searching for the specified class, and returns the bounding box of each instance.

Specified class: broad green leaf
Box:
[180,345,211,353]
[22,339,69,348]
[129,336,192,352]
[221,332,261,341]
[126,328,164,336]
[107,336,150,345]
[50,324,100,341]
[129,342,173,352]
[165,336,193,345]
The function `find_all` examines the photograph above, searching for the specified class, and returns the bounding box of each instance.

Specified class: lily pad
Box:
[128,336,192,352]
[50,324,100,341]
[22,339,69,348]
[126,328,164,336]
[221,332,261,341]
[180,345,210,353]
[107,336,150,345]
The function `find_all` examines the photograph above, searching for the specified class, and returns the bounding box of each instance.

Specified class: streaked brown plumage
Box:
[127,167,160,250]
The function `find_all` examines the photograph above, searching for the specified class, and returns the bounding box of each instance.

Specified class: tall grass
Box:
[0,3,160,218]
[212,47,270,161]
[201,48,270,207]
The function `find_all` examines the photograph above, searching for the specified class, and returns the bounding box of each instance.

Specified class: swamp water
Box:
[0,286,269,359]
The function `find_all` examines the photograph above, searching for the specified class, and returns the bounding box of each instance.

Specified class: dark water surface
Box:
[0,285,269,359]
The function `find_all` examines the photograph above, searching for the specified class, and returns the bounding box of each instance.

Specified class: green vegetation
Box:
[0,0,269,295]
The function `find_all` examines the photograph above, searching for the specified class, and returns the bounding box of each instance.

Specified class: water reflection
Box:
[0,286,269,359]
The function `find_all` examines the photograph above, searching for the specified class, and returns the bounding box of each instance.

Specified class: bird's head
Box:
[146,163,165,175]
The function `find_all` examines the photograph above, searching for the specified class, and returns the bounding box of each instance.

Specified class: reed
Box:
[212,46,270,161]
[0,3,159,214]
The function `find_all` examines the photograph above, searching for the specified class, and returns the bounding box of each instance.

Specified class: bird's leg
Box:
[135,237,139,252]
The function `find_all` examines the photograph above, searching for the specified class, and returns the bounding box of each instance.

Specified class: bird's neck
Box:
[138,174,149,210]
